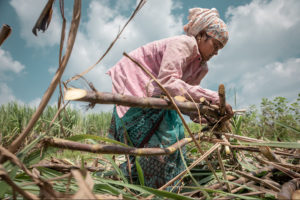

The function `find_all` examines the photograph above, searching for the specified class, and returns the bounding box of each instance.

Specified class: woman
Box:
[107,7,233,189]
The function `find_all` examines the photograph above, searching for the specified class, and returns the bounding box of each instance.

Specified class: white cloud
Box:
[238,58,300,106]
[28,97,41,108]
[0,49,25,105]
[0,49,25,77]
[0,83,17,105]
[48,66,57,74]
[10,0,61,47]
[202,0,300,108]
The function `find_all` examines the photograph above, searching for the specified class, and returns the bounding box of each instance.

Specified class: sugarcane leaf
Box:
[94,177,193,200]
[0,135,44,197]
[141,186,194,200]
[275,121,300,134]
[93,182,135,199]
[16,134,44,162]
[135,156,144,186]
[104,155,128,184]
[67,134,129,147]
[185,186,260,200]
[41,120,128,147]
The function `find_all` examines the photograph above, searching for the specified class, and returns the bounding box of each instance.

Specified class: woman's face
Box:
[197,33,223,62]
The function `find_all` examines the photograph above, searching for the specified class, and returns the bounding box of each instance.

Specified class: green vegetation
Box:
[0,95,299,199]
[0,102,112,147]
[234,94,300,141]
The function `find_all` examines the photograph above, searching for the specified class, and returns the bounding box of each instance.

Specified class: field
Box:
[1,0,300,199]
[0,95,299,199]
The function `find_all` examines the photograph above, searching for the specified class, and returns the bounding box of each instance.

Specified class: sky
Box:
[0,0,299,113]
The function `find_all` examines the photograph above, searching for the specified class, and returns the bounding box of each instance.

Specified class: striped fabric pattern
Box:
[183,8,229,46]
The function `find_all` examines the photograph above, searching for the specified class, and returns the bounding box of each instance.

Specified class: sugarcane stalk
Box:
[64,88,220,119]
[278,179,300,200]
[218,84,226,116]
[42,134,202,156]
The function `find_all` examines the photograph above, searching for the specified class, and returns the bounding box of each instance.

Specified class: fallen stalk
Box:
[31,163,104,172]
[226,145,299,158]
[42,134,203,156]
[235,170,280,192]
[256,157,300,178]
[199,136,299,158]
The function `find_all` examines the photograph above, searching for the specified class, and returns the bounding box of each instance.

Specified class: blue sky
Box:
[0,0,299,112]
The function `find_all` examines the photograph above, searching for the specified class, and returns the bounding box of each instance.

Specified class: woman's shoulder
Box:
[160,35,197,45]
[129,35,198,57]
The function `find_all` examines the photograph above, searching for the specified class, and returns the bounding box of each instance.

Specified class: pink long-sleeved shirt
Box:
[106,35,219,118]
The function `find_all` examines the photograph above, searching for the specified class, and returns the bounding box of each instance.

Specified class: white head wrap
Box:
[183,8,229,46]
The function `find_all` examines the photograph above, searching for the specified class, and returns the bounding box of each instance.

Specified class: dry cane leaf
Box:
[259,146,281,163]
[32,168,41,179]
[0,24,12,46]
[32,0,55,36]
[72,170,96,199]
[95,194,122,199]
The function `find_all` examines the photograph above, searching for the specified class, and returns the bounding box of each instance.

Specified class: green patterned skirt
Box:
[108,106,186,189]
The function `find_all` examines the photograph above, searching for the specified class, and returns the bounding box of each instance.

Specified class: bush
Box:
[239,94,300,141]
